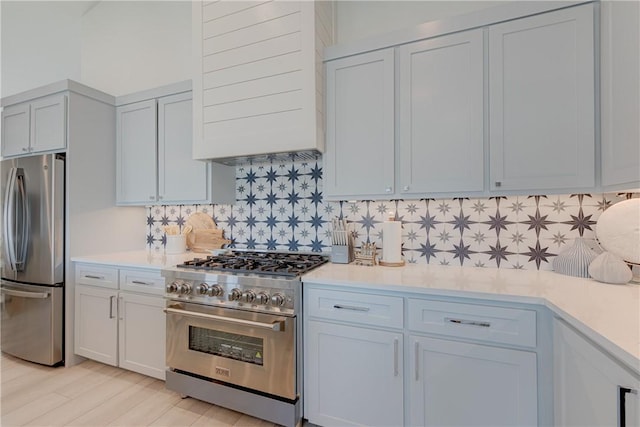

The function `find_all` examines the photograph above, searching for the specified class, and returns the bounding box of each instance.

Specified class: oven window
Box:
[189,326,264,365]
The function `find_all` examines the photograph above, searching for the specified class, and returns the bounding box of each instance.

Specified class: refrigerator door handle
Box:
[3,167,18,272]
[0,286,50,299]
[15,169,29,271]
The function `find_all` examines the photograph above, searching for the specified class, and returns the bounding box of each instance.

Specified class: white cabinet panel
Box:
[410,335,538,427]
[116,99,157,204]
[324,49,395,199]
[489,4,595,192]
[30,94,67,154]
[1,103,30,157]
[601,0,640,190]
[118,292,166,380]
[305,320,403,427]
[554,319,640,427]
[398,29,485,195]
[74,284,118,366]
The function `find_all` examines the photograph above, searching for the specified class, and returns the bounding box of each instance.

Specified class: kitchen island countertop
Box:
[303,263,640,374]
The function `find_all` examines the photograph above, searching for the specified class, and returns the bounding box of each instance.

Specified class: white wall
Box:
[336,1,502,43]
[80,1,191,96]
[0,1,87,97]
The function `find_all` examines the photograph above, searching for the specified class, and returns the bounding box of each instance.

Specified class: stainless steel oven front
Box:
[165,300,296,400]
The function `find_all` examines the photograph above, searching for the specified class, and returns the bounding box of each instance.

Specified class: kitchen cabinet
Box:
[74,264,166,380]
[324,2,598,199]
[116,81,235,206]
[192,1,334,162]
[398,29,485,196]
[1,93,66,158]
[304,284,549,426]
[324,49,395,199]
[488,4,595,192]
[304,288,404,426]
[554,318,640,426]
[600,0,640,191]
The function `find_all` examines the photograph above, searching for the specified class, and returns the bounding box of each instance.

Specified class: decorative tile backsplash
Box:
[146,160,636,271]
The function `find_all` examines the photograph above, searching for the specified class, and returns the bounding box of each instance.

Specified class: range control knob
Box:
[208,284,224,297]
[195,283,209,295]
[256,292,270,305]
[241,290,256,303]
[271,293,286,307]
[166,281,179,293]
[228,288,242,301]
[177,282,192,295]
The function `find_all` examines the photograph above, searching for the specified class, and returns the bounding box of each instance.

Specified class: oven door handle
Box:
[164,307,286,331]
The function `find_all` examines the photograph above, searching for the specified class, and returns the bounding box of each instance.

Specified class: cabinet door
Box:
[399,29,484,195]
[601,0,640,190]
[118,292,166,380]
[1,103,30,157]
[74,284,118,366]
[305,320,403,427]
[409,335,538,427]
[489,4,595,192]
[30,94,67,154]
[554,319,640,427]
[158,92,209,204]
[116,100,157,204]
[324,49,395,199]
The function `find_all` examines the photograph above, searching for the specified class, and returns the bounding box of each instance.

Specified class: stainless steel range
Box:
[162,250,327,427]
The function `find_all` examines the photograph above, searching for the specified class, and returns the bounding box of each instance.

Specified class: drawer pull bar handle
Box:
[109,296,115,319]
[446,318,491,328]
[131,280,153,286]
[85,275,104,280]
[333,304,370,312]
[393,338,399,377]
[415,341,420,381]
[619,386,638,427]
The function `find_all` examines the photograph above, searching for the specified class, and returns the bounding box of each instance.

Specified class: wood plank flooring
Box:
[0,354,279,427]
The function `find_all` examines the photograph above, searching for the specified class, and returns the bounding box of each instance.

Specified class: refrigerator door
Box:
[0,280,63,365]
[1,154,64,285]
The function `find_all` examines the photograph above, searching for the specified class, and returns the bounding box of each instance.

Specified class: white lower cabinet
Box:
[305,321,404,427]
[74,264,166,380]
[554,319,640,426]
[409,335,538,426]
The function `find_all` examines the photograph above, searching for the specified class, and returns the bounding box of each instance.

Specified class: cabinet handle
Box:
[118,297,124,320]
[393,338,399,377]
[109,296,115,319]
[333,304,370,312]
[131,280,153,286]
[385,187,392,193]
[446,317,491,328]
[619,387,638,427]
[415,341,420,381]
[403,186,409,191]
[149,196,155,200]
[84,274,104,280]
[495,181,502,187]
[22,148,28,152]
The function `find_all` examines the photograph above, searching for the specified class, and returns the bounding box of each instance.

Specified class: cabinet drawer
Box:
[306,288,403,329]
[408,299,536,348]
[119,269,164,296]
[75,264,119,289]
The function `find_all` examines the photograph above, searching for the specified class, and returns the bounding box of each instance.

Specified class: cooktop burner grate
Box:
[176,251,328,277]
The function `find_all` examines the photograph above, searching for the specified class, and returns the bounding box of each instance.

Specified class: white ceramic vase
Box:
[553,237,598,278]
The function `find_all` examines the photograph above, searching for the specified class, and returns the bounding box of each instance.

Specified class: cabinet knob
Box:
[22,148,28,152]
[495,181,502,187]
[403,185,410,191]
[385,187,392,193]
[149,196,155,200]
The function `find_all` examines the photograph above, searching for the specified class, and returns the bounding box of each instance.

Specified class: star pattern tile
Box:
[145,159,638,271]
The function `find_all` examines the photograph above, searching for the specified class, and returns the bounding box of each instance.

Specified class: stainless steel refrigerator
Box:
[1,153,64,366]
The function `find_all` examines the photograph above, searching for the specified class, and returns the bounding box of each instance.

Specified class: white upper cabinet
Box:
[488,4,595,192]
[116,82,235,206]
[398,29,485,196]
[192,1,334,162]
[324,49,395,199]
[1,93,67,158]
[600,0,640,191]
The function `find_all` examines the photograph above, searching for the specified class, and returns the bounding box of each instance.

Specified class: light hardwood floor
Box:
[0,354,279,427]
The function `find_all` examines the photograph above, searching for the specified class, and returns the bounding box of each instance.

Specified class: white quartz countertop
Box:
[71,250,197,270]
[302,263,640,374]
[70,251,640,374]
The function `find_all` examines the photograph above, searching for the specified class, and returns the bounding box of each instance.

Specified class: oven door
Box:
[165,301,296,400]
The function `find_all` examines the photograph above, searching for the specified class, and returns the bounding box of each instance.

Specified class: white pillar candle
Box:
[382,216,402,263]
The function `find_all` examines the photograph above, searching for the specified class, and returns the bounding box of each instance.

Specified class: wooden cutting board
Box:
[185,212,231,252]
[185,212,215,231]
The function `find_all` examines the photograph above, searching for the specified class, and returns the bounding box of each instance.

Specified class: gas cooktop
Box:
[175,250,328,277]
